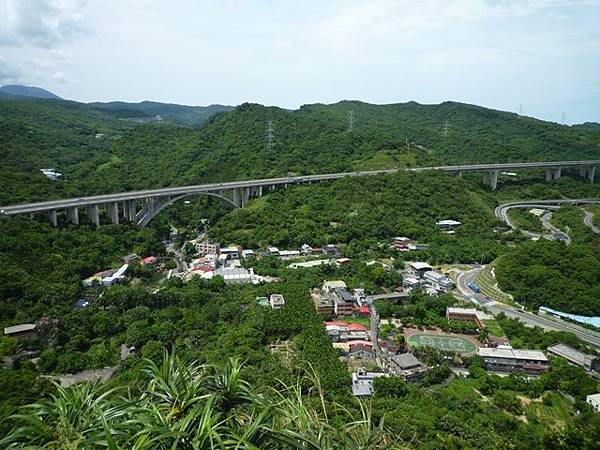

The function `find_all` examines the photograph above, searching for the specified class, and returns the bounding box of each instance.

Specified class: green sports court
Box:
[406,333,478,354]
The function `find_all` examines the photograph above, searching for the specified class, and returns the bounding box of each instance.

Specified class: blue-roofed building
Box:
[539,306,600,328]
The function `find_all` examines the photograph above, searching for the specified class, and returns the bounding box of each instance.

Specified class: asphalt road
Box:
[583,209,600,234]
[495,199,600,243]
[455,268,600,349]
[3,160,600,215]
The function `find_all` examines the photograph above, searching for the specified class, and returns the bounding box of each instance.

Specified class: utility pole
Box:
[347,110,354,131]
[266,120,274,150]
[442,120,450,137]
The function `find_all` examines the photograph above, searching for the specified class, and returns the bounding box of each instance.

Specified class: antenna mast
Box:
[266,120,274,149]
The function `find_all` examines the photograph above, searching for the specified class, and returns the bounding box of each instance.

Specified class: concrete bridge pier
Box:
[122,201,129,220]
[67,207,79,225]
[127,200,137,222]
[86,205,100,226]
[258,185,263,196]
[489,169,499,190]
[233,188,242,207]
[108,202,119,224]
[546,168,562,181]
[589,165,596,183]
[48,209,58,227]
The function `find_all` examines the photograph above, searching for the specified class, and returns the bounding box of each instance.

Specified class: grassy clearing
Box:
[525,392,573,429]
[507,208,545,233]
[342,316,371,327]
[476,259,514,305]
[551,206,596,244]
[483,319,505,337]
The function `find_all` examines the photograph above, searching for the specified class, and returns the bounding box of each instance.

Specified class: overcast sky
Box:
[1,0,599,123]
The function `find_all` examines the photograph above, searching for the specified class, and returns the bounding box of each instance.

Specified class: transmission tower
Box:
[442,120,450,137]
[561,112,566,125]
[347,110,354,131]
[266,120,274,149]
[519,104,523,115]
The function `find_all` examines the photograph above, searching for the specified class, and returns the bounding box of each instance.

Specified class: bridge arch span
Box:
[136,191,237,228]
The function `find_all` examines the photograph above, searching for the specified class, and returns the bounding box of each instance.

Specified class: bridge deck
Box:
[1,160,599,215]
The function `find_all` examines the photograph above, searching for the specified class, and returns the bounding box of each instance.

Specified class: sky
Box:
[1,0,599,124]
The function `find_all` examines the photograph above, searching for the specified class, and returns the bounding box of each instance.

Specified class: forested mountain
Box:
[0,85,62,100]
[90,101,233,126]
[1,96,600,204]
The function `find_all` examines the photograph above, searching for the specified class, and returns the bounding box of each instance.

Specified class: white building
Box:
[40,168,62,180]
[214,267,253,284]
[351,370,387,396]
[436,219,462,228]
[269,294,285,310]
[586,393,600,412]
[279,250,301,259]
[241,249,255,259]
[220,246,240,259]
[423,270,453,292]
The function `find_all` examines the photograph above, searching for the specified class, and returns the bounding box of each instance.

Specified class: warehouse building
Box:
[478,345,549,373]
[547,343,600,371]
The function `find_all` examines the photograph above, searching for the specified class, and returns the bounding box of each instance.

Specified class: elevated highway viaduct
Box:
[1,160,598,228]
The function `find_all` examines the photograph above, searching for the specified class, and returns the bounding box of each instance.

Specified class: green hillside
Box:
[90,101,234,126]
[2,97,600,204]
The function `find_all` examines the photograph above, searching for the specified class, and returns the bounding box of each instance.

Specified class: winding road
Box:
[456,268,600,349]
[583,209,600,234]
[495,199,600,243]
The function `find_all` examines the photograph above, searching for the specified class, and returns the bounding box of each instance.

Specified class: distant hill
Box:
[0,85,62,100]
[90,101,234,127]
[1,96,600,204]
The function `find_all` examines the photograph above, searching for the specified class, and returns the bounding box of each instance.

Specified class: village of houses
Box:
[6,220,600,410]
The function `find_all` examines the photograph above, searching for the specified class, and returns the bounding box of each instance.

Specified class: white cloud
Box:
[0,57,24,84]
[0,0,88,48]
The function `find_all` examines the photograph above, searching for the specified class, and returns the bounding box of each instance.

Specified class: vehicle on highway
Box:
[468,281,481,293]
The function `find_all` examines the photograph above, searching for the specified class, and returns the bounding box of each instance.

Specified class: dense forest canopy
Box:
[496,240,600,316]
[2,97,600,204]
[1,97,600,448]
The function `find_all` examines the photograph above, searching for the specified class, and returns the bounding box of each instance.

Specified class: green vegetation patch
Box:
[483,319,505,337]
[407,332,478,354]
[496,240,600,315]
[551,206,597,244]
[507,208,545,233]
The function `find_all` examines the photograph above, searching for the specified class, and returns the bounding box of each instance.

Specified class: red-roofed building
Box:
[348,340,375,358]
[347,323,367,332]
[356,306,370,316]
[140,256,157,266]
[191,265,213,273]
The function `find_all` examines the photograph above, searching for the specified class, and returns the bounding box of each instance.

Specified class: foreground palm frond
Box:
[2,351,400,449]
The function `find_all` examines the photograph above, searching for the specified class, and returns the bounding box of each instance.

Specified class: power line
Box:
[347,110,354,131]
[266,120,274,149]
[442,120,450,137]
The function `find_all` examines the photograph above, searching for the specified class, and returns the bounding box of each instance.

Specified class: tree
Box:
[374,376,409,398]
